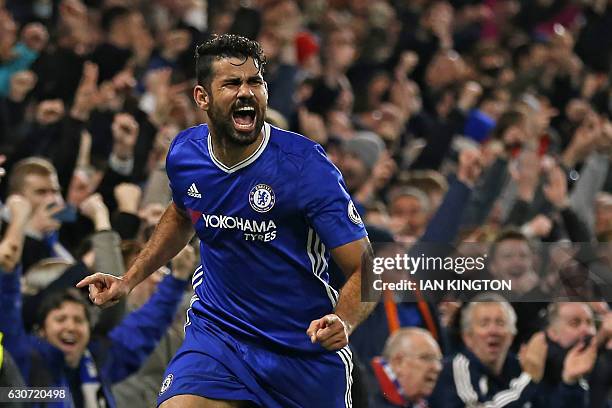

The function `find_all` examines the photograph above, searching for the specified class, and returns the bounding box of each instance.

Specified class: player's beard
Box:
[207,96,265,146]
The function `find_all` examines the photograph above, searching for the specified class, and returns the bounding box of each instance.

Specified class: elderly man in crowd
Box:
[429,294,595,408]
[370,328,443,407]
[545,302,611,408]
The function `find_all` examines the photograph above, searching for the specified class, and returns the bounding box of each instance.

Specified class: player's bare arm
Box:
[307,236,376,350]
[77,202,194,307]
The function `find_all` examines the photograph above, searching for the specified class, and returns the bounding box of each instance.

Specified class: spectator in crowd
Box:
[398,170,448,212]
[0,8,47,97]
[429,294,593,408]
[545,302,610,408]
[0,332,26,408]
[3,158,73,272]
[387,187,430,241]
[1,257,190,407]
[370,328,442,408]
[486,229,549,347]
[0,190,192,407]
[338,131,385,212]
[90,6,139,83]
[547,302,597,352]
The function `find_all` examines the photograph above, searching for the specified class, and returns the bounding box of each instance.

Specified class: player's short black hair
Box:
[195,34,266,88]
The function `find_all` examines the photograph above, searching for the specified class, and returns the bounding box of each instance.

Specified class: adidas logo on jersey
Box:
[187,183,202,198]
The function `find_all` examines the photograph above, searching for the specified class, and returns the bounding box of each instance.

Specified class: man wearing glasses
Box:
[371,328,442,408]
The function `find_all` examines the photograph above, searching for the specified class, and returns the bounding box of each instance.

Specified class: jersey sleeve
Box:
[165,133,186,211]
[168,178,186,211]
[298,145,367,249]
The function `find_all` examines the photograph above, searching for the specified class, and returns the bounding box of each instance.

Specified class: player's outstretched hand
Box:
[307,314,349,351]
[76,273,130,308]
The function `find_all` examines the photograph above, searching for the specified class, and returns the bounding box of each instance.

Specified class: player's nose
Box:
[237,82,254,98]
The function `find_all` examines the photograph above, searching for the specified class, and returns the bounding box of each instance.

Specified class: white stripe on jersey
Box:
[337,346,354,408]
[192,265,203,284]
[312,233,322,276]
[183,294,199,332]
[307,228,338,306]
[192,265,204,290]
[314,234,328,277]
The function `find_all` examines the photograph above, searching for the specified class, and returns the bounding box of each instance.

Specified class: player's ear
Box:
[194,85,209,111]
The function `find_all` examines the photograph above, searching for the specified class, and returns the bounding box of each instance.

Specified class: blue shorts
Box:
[157,314,354,407]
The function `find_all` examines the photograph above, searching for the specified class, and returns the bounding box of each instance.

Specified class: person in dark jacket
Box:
[545,302,611,408]
[0,333,26,408]
[429,293,594,408]
[0,262,188,408]
[0,332,25,387]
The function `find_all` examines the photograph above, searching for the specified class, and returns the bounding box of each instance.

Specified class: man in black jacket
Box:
[545,302,611,408]
[429,294,594,408]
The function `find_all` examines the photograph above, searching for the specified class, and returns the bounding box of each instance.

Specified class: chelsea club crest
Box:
[159,373,173,395]
[348,200,363,225]
[249,184,275,213]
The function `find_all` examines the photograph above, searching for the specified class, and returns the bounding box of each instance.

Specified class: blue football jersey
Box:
[166,122,367,353]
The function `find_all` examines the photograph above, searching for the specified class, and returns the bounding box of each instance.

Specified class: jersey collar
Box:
[207,122,270,174]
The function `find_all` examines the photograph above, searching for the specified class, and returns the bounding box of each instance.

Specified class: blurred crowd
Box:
[0,0,611,407]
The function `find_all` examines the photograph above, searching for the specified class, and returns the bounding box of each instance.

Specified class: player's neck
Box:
[209,130,265,168]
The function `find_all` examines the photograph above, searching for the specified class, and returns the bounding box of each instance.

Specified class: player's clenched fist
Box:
[307,314,350,351]
[76,272,130,308]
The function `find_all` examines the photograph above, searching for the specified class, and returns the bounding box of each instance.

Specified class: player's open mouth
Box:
[232,106,256,132]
